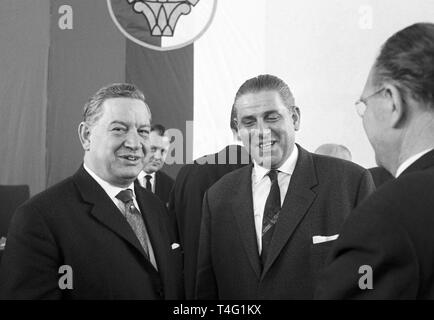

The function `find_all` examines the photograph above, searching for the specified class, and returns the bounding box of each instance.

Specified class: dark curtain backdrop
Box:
[46,0,126,188]
[0,0,50,196]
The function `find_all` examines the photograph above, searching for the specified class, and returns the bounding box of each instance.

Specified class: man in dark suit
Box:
[169,112,250,298]
[315,23,434,299]
[0,83,183,299]
[196,74,375,299]
[138,124,174,205]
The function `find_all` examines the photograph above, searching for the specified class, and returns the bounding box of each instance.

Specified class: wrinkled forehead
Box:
[100,98,151,125]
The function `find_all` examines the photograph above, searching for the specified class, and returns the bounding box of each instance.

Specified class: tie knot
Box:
[145,175,152,182]
[267,170,279,182]
[116,189,134,204]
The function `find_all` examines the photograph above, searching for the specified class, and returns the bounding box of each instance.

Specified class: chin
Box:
[119,167,141,179]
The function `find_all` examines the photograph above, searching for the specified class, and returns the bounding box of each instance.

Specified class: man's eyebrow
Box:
[241,115,256,120]
[109,121,128,126]
[263,110,280,116]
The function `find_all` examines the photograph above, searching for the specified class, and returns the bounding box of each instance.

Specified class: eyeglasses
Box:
[355,88,385,117]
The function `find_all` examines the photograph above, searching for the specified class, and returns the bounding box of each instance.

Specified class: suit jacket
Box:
[196,145,375,299]
[169,145,250,299]
[316,150,434,299]
[154,170,175,206]
[368,167,394,188]
[0,166,183,299]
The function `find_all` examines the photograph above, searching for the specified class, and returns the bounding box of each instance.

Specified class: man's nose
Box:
[153,150,162,159]
[124,130,141,150]
[252,120,272,140]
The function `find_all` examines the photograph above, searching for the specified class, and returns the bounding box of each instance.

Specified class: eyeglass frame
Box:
[355,87,385,117]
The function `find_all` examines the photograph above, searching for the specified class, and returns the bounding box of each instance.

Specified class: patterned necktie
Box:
[261,170,281,266]
[145,175,153,191]
[116,189,150,260]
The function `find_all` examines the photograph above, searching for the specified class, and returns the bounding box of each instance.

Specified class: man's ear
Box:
[78,122,92,151]
[384,83,405,128]
[292,106,301,131]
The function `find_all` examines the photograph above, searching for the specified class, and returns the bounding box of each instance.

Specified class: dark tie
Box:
[261,170,281,266]
[145,175,153,191]
[116,189,151,260]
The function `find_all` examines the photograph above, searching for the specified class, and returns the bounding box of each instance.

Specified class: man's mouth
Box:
[258,141,277,150]
[119,155,141,162]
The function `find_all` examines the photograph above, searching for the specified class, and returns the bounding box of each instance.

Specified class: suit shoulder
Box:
[158,170,175,184]
[21,176,76,210]
[206,165,250,194]
[355,169,434,220]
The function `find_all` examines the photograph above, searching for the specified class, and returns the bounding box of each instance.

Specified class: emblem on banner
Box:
[107,0,217,51]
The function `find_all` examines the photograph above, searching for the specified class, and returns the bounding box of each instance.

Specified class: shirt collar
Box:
[84,163,136,200]
[252,144,299,184]
[138,170,155,181]
[395,148,434,177]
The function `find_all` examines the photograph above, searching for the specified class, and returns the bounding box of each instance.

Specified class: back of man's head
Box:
[373,23,434,109]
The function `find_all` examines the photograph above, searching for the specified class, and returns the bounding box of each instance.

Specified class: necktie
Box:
[116,189,150,260]
[145,175,153,191]
[261,170,281,266]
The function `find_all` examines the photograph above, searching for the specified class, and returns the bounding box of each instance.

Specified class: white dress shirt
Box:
[138,171,155,193]
[252,145,299,254]
[395,148,434,177]
[84,164,157,269]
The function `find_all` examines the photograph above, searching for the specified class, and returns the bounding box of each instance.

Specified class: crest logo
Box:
[107,0,217,51]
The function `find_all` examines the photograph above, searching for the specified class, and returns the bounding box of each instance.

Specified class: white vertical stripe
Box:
[193,0,267,159]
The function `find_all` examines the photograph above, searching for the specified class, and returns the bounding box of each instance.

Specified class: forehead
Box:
[100,97,151,125]
[235,90,286,117]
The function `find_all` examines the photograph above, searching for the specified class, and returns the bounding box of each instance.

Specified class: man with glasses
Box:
[316,23,434,299]
[195,74,375,299]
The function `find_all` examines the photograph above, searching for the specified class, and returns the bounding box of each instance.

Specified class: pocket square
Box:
[312,234,339,244]
[171,243,180,250]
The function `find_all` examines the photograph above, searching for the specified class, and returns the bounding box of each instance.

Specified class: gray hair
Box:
[373,23,434,108]
[83,83,150,126]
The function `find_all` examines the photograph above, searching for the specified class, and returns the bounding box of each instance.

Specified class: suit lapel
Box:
[232,165,262,279]
[72,166,151,261]
[261,146,318,277]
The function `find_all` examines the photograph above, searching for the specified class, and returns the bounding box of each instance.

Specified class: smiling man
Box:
[195,74,375,299]
[0,83,183,299]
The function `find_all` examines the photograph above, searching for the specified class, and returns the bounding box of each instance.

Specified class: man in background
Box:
[316,23,434,299]
[0,83,183,299]
[138,124,174,205]
[315,143,352,161]
[196,74,375,299]
[169,111,250,299]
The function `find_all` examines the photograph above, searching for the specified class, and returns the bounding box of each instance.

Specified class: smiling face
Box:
[143,131,170,173]
[80,97,151,187]
[235,90,300,169]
